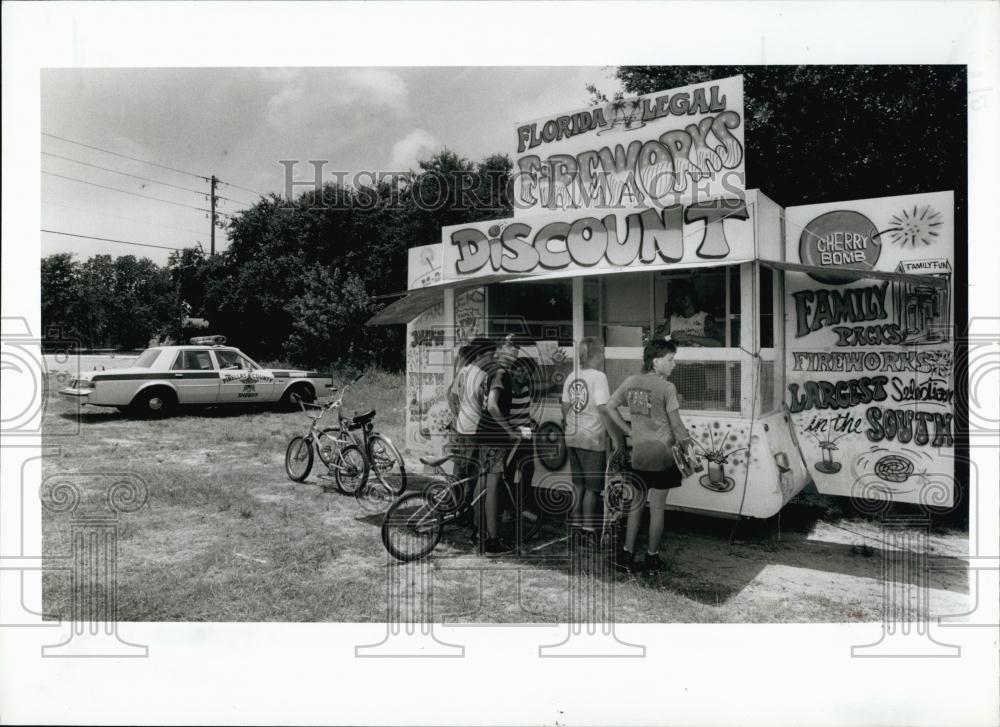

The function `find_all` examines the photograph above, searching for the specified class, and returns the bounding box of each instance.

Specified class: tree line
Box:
[41,66,965,371]
[41,150,513,368]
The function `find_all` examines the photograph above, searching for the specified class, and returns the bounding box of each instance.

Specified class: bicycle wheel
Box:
[333,443,369,495]
[368,433,407,495]
[285,436,314,482]
[354,474,395,515]
[424,477,468,516]
[381,492,444,562]
[317,427,341,467]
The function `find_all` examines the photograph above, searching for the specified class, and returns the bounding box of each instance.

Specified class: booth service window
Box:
[484,266,776,414]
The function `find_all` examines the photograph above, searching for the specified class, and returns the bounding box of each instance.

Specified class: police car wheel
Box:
[282,383,315,409]
[130,388,175,418]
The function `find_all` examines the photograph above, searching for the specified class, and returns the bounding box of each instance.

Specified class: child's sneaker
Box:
[484,537,513,556]
[641,553,665,576]
[610,548,635,573]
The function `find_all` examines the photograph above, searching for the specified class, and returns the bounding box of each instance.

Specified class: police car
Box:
[59,336,335,417]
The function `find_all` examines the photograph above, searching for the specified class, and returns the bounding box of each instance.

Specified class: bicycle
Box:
[284,374,369,495]
[380,444,543,562]
[335,407,407,509]
[598,442,696,551]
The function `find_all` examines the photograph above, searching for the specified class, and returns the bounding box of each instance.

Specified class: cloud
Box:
[388,129,441,170]
[340,68,409,110]
[264,82,306,127]
[263,68,410,129]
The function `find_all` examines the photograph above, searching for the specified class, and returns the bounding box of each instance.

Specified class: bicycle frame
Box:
[298,374,364,466]
[423,446,523,526]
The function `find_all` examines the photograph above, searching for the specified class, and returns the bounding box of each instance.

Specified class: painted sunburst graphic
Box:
[885,205,943,247]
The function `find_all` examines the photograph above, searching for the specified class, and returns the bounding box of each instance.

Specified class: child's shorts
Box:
[479,441,511,475]
[632,466,684,491]
[568,447,606,493]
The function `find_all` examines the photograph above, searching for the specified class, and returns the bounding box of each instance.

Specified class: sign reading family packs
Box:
[512,75,745,216]
[783,191,955,506]
[442,198,754,281]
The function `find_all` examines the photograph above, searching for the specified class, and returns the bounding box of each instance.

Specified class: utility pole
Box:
[209,175,218,255]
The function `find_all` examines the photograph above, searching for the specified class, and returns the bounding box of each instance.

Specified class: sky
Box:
[40,66,622,265]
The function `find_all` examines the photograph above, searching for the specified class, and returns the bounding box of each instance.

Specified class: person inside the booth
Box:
[659,280,721,348]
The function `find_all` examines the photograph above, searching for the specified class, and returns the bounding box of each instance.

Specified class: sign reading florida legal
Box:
[512,75,745,216]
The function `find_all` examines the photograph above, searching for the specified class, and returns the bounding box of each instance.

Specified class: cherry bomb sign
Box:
[512,75,745,215]
[782,191,956,506]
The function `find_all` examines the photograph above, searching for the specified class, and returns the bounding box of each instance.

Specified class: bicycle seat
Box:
[419,454,452,468]
[348,409,376,429]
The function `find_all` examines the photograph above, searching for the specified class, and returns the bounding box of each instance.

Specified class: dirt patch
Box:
[102,438,143,447]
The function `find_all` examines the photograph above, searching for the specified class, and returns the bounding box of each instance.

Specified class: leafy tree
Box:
[109,255,183,348]
[47,253,184,349]
[197,148,513,368]
[600,65,966,209]
[398,149,513,254]
[41,150,513,364]
[167,246,210,317]
[40,253,81,341]
[283,267,389,369]
[74,255,117,347]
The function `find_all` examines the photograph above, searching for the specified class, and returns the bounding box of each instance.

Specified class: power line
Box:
[218,179,267,198]
[41,229,198,252]
[42,200,207,235]
[42,170,233,217]
[42,151,211,196]
[42,151,252,206]
[42,131,269,201]
[41,132,209,181]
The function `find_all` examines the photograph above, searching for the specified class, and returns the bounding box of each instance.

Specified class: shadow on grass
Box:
[353,493,970,610]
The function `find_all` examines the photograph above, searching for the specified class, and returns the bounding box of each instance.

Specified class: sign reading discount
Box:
[512,75,745,217]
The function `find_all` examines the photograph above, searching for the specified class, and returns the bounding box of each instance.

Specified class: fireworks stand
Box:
[368,75,957,518]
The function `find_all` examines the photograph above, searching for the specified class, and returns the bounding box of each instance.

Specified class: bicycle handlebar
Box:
[297,373,364,420]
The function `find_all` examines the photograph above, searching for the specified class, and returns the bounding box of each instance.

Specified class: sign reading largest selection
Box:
[783,191,955,506]
[512,75,745,216]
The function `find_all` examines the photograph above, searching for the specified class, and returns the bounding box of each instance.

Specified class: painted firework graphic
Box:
[885,205,944,248]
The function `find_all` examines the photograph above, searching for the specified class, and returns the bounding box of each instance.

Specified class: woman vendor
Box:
[658,280,721,348]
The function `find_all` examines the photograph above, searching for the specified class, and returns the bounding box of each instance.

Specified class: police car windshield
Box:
[133,348,161,368]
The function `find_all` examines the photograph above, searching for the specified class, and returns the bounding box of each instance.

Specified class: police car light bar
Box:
[190,335,227,345]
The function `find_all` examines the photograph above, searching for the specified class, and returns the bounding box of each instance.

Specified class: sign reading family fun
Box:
[783,191,955,506]
[512,75,745,216]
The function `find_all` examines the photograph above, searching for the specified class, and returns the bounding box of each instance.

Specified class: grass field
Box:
[41,362,970,623]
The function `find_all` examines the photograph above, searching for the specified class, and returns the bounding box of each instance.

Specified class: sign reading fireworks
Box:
[511,75,745,217]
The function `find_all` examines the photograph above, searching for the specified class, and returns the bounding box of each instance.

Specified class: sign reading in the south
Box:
[512,75,745,217]
[799,210,882,284]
